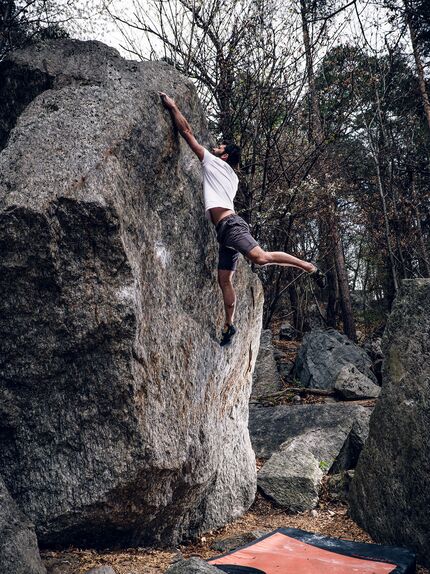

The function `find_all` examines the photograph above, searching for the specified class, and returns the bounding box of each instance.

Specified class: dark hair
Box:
[223,142,241,168]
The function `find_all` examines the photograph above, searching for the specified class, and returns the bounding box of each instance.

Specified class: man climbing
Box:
[159,92,324,347]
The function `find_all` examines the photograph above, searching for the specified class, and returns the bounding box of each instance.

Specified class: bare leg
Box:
[246,245,316,272]
[218,269,236,325]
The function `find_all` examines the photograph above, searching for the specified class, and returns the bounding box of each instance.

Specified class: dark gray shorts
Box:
[215,214,259,271]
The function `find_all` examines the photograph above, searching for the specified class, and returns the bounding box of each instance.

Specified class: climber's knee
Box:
[247,246,272,266]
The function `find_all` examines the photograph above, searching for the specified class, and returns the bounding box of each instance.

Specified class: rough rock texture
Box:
[251,330,282,399]
[334,364,381,399]
[326,471,355,504]
[0,477,46,574]
[0,39,263,547]
[349,279,430,566]
[295,329,376,390]
[257,441,324,511]
[256,419,368,511]
[330,409,371,474]
[249,403,371,461]
[363,337,384,384]
[166,557,221,573]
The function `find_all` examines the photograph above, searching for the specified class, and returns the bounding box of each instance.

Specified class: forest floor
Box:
[41,491,429,574]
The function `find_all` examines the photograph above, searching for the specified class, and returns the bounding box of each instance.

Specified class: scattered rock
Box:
[249,403,371,461]
[331,409,371,473]
[0,476,46,574]
[295,328,376,390]
[210,530,269,553]
[258,442,323,511]
[334,364,381,399]
[166,557,221,573]
[0,39,263,547]
[256,419,367,511]
[251,402,373,511]
[349,279,430,566]
[279,321,296,340]
[326,471,355,503]
[251,330,283,399]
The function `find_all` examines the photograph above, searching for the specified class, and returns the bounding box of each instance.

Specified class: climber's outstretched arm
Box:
[159,92,205,161]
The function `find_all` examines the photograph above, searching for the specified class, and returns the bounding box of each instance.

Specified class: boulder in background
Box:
[334,364,381,400]
[349,279,430,566]
[295,329,376,391]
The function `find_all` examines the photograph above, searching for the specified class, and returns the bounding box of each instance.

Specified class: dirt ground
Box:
[41,492,428,574]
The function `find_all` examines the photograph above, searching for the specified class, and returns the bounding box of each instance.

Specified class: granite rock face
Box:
[349,279,430,566]
[0,39,263,547]
[0,477,46,574]
[295,329,376,390]
[326,471,355,504]
[251,329,282,399]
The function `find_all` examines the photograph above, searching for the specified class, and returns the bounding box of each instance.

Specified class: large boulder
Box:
[295,328,376,390]
[249,403,371,461]
[251,329,283,399]
[349,279,430,566]
[0,477,46,574]
[0,39,263,547]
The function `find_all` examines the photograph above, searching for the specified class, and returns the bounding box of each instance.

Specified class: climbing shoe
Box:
[309,265,326,289]
[220,324,237,347]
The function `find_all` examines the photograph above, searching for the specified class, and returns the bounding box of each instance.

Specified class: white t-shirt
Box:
[201,148,238,220]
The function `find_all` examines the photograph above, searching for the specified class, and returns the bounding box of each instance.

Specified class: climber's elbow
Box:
[182,129,204,161]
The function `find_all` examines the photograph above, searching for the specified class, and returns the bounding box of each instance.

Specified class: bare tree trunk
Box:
[300,0,324,144]
[406,5,430,131]
[300,0,355,334]
[373,150,399,292]
[333,222,357,341]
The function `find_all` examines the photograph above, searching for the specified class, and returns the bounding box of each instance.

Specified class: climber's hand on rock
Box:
[159,92,176,110]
